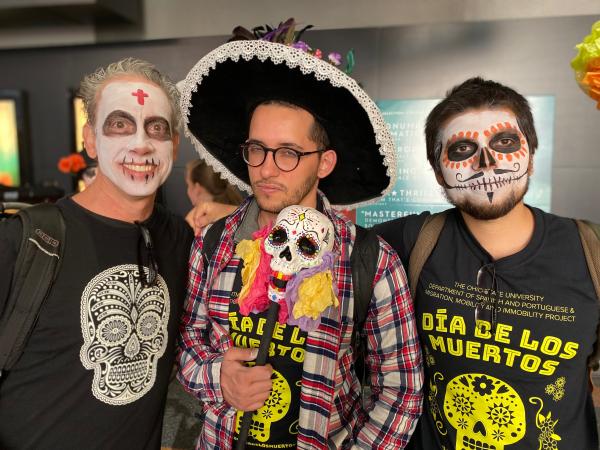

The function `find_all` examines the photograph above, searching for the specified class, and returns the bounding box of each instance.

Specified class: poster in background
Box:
[356,96,555,227]
[0,99,20,187]
[72,96,86,153]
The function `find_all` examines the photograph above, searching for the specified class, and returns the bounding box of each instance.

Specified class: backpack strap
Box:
[350,225,380,390]
[201,216,227,267]
[0,203,66,375]
[408,212,447,298]
[351,225,380,345]
[575,219,600,371]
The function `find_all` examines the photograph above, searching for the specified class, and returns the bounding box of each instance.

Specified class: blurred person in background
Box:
[184,159,243,229]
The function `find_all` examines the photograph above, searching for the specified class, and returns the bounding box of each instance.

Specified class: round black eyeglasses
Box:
[241,142,325,172]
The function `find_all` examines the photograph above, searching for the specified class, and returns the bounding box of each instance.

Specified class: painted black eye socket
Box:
[103,112,136,136]
[269,227,288,246]
[447,140,478,161]
[297,235,318,258]
[489,132,520,153]
[145,118,171,141]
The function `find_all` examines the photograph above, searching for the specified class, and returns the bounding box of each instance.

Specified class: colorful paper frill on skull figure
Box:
[284,252,338,331]
[235,225,273,318]
[571,20,600,108]
[234,226,339,332]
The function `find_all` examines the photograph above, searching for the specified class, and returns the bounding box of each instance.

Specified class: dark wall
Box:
[1,15,599,220]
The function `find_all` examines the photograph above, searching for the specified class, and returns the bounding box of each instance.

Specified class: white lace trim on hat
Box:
[179,40,396,210]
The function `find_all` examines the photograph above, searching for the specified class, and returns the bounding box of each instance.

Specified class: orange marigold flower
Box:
[58,153,87,174]
[58,157,72,173]
[0,172,13,186]
[70,154,86,172]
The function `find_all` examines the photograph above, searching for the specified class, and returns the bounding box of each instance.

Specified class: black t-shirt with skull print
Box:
[0,197,193,449]
[229,300,307,449]
[374,207,599,450]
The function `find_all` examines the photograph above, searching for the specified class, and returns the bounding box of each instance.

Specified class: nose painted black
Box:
[279,246,292,261]
[475,147,497,170]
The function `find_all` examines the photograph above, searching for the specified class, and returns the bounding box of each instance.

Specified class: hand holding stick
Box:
[235,301,280,450]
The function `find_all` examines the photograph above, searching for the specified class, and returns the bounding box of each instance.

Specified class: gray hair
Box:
[79,57,181,131]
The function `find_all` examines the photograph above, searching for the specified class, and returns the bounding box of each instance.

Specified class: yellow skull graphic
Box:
[444,373,525,449]
[235,369,291,442]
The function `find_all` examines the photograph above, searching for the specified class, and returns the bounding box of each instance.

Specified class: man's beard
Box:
[253,172,319,215]
[443,177,529,220]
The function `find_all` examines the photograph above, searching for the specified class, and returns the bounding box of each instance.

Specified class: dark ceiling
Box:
[0,0,142,28]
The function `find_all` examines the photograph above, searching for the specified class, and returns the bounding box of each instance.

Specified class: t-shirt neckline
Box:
[454,205,546,270]
[60,196,161,230]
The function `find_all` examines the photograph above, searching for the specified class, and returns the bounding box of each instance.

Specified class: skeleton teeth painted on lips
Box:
[94,80,174,197]
[439,109,529,205]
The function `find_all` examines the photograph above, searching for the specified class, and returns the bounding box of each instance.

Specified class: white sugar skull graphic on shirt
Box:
[80,264,169,405]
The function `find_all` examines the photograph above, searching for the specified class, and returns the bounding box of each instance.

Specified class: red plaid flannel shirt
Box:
[178,194,423,449]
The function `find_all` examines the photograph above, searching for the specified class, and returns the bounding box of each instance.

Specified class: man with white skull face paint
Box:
[438,109,531,220]
[178,20,423,450]
[0,58,193,449]
[375,77,599,450]
[91,80,175,198]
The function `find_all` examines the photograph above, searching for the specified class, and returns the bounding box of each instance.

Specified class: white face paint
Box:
[94,80,175,198]
[264,205,334,276]
[439,109,530,215]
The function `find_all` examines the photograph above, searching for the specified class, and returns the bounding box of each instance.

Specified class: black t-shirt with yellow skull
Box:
[374,207,599,450]
[229,299,307,449]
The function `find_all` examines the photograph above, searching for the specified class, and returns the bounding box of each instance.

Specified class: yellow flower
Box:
[571,20,600,73]
[571,21,600,107]
[235,239,262,305]
[293,270,339,320]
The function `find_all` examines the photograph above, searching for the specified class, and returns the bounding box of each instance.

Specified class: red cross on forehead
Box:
[131,88,149,105]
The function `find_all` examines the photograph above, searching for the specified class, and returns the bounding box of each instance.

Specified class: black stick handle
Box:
[235,301,280,450]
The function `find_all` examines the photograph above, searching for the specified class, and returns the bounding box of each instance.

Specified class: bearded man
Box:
[375,77,599,450]
[177,25,423,449]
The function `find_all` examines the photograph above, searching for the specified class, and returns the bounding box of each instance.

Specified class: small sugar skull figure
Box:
[264,205,335,276]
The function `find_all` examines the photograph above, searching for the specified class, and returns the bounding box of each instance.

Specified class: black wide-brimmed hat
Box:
[179,38,396,209]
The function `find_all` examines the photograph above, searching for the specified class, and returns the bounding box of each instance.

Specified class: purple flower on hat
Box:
[328,52,342,66]
[292,41,310,52]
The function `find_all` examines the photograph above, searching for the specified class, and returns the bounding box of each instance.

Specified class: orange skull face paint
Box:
[439,108,529,210]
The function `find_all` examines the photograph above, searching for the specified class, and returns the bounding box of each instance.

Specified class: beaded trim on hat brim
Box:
[179,40,397,210]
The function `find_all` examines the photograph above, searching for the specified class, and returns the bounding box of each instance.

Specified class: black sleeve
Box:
[0,216,23,316]
[183,222,194,258]
[372,212,431,267]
